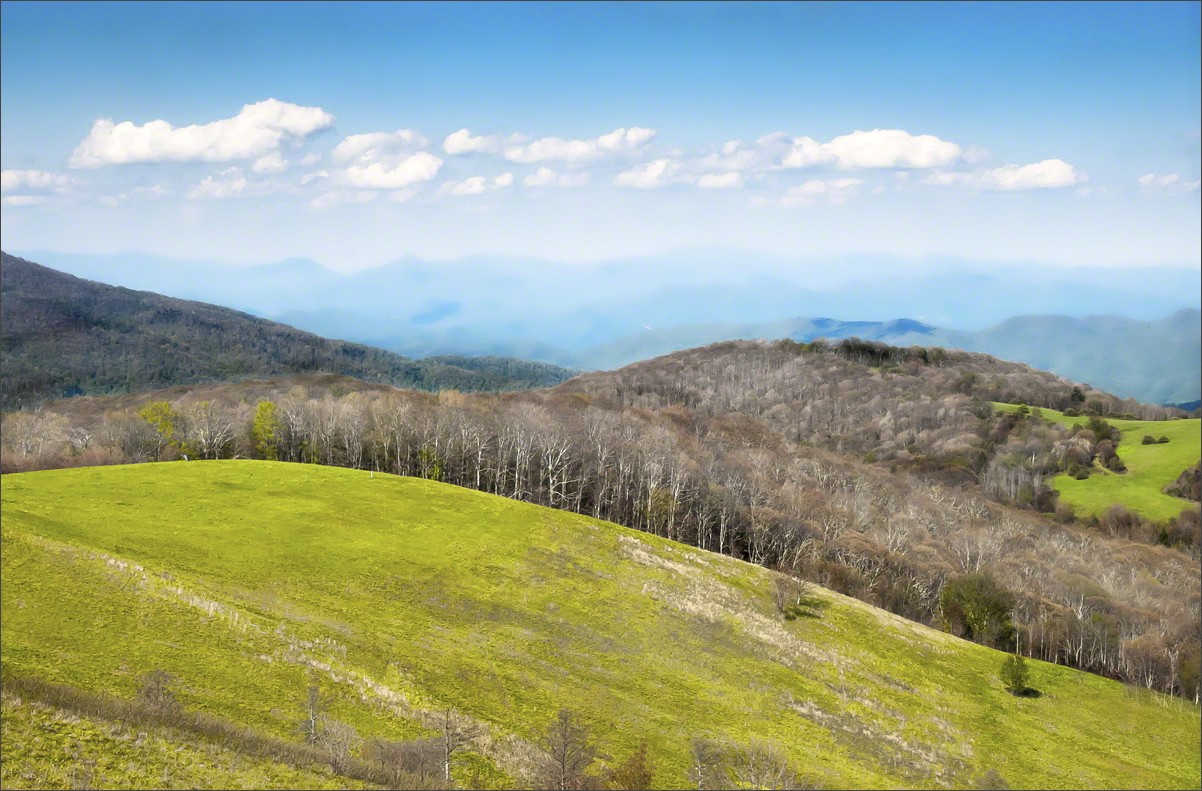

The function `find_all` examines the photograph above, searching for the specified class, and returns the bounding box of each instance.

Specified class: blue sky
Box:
[2,1,1199,272]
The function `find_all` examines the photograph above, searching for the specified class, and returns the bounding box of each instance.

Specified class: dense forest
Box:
[5,338,1199,703]
[0,253,576,410]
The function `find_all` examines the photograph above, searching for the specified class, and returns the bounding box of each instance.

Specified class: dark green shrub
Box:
[1000,653,1029,695]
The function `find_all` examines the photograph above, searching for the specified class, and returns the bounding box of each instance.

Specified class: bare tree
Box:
[319,718,362,775]
[438,707,482,783]
[536,707,596,791]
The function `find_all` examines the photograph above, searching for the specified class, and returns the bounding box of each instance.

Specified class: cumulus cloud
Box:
[332,129,428,163]
[697,172,743,189]
[926,159,1081,190]
[98,184,170,207]
[443,129,502,155]
[522,167,590,187]
[779,178,864,206]
[1139,172,1198,193]
[1,169,70,192]
[310,190,379,209]
[300,170,329,185]
[187,168,248,200]
[978,159,1080,190]
[252,153,289,173]
[614,159,680,189]
[70,99,335,169]
[437,173,515,197]
[505,127,656,163]
[337,152,444,189]
[2,195,46,206]
[778,129,963,170]
[300,153,322,166]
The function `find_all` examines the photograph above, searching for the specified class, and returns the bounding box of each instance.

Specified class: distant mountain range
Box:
[12,249,1201,405]
[0,253,576,410]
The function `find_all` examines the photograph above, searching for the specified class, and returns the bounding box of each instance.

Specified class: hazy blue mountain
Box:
[13,248,1199,402]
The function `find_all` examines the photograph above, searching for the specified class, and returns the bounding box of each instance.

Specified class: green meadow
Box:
[994,403,1201,522]
[2,461,1199,788]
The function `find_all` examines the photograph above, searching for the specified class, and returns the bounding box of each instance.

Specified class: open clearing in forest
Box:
[993,403,1200,522]
[2,461,1199,788]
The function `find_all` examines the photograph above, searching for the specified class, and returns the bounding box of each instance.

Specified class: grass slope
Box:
[994,403,1201,521]
[1,691,354,790]
[2,462,1199,789]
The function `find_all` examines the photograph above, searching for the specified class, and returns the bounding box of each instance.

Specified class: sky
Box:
[1,1,1199,273]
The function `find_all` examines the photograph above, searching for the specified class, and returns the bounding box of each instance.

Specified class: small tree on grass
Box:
[136,669,178,710]
[1000,653,1029,696]
[607,741,655,789]
[438,707,483,783]
[297,683,330,745]
[687,738,727,791]
[536,707,596,790]
[319,718,362,776]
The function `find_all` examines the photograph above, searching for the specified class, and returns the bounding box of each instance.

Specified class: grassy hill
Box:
[0,252,576,410]
[3,462,1199,788]
[994,403,1201,521]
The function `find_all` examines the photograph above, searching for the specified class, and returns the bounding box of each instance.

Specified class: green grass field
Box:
[2,461,1199,789]
[994,403,1201,521]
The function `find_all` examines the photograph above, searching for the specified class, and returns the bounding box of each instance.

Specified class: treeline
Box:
[4,349,1199,701]
[0,252,576,410]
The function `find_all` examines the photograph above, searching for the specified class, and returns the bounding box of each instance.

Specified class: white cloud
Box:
[337,152,443,189]
[98,184,170,207]
[300,153,322,166]
[779,178,864,206]
[1138,172,1200,193]
[70,98,335,168]
[696,172,743,189]
[437,173,515,197]
[300,170,329,185]
[310,190,379,209]
[505,127,656,163]
[925,170,975,186]
[614,159,679,189]
[780,129,963,170]
[1,169,70,192]
[187,168,248,200]
[927,159,1081,190]
[252,153,289,173]
[978,159,1080,190]
[443,129,502,155]
[523,167,591,187]
[332,129,428,163]
[2,195,46,206]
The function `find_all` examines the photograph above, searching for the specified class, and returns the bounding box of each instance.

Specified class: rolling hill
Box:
[0,252,577,410]
[567,310,1202,405]
[3,461,1199,789]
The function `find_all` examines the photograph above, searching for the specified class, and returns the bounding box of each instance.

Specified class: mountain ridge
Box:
[0,252,577,410]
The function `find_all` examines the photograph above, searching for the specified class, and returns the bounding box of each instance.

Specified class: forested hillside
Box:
[0,253,576,410]
[5,337,1198,704]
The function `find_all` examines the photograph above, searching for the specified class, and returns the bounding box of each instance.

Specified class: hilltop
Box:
[566,310,1202,405]
[0,252,577,410]
[3,461,1199,789]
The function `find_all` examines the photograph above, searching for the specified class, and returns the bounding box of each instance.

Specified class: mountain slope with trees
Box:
[4,337,1198,706]
[567,310,1202,405]
[0,252,576,410]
